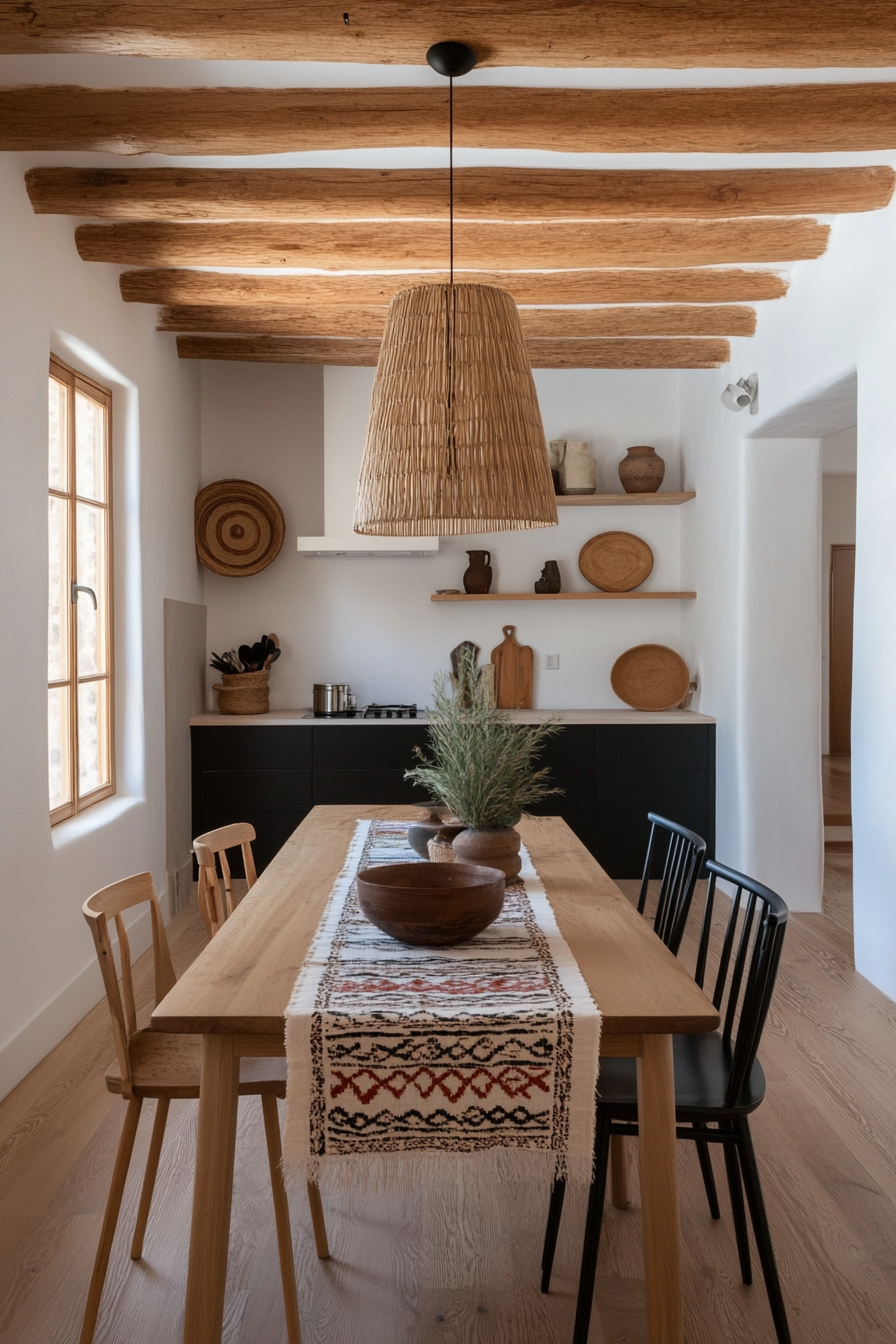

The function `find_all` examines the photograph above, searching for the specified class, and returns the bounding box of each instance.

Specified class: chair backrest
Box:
[82,873,176,1095]
[192,821,257,939]
[637,812,707,955]
[696,859,790,1109]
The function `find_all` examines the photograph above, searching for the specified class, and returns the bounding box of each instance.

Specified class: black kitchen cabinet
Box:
[191,721,714,879]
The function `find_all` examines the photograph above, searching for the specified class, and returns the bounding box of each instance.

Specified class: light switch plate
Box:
[545,653,560,670]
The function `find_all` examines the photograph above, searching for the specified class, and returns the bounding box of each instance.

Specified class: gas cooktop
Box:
[305,703,419,719]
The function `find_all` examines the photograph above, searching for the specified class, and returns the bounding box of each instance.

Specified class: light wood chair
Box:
[193,823,331,1260]
[80,872,322,1344]
[193,821,258,939]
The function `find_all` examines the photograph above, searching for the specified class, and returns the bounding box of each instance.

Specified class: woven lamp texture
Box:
[353,284,558,536]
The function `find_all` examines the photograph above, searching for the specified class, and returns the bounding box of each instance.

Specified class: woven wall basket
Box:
[354,283,558,536]
[195,478,285,577]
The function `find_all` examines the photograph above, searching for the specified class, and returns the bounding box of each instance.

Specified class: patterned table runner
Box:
[283,820,601,1193]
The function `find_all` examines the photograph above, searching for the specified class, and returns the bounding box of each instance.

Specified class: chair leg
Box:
[540,1176,567,1293]
[609,1134,631,1209]
[722,1123,753,1285]
[80,1096,143,1344]
[305,1181,330,1260]
[130,1097,170,1259]
[261,1094,302,1344]
[693,1123,721,1220]
[736,1119,792,1344]
[572,1113,612,1344]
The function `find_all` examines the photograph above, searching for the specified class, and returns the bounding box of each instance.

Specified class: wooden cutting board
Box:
[491,625,533,709]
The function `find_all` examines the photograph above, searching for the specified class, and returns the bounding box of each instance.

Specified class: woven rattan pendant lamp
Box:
[353,42,558,537]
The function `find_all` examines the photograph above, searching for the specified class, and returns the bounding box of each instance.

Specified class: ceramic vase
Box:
[463,550,492,594]
[534,561,561,594]
[453,826,522,881]
[559,441,596,495]
[548,440,566,495]
[618,444,665,494]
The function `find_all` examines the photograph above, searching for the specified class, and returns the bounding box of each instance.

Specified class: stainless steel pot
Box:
[313,683,351,717]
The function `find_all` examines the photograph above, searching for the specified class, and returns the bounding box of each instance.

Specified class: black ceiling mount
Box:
[426,41,478,78]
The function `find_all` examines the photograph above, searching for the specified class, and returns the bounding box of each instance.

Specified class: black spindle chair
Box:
[543,859,792,1344]
[637,812,708,954]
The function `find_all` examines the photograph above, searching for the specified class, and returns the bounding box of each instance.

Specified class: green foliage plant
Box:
[405,646,564,831]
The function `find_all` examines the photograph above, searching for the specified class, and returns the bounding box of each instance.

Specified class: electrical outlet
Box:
[545,653,560,670]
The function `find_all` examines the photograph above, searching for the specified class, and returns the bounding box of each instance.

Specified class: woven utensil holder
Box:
[213,669,270,715]
[427,836,457,863]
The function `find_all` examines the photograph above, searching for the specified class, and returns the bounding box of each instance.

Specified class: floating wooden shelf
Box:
[431,591,696,602]
[555,492,695,506]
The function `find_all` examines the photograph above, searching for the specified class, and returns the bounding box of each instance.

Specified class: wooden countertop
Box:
[191,708,716,726]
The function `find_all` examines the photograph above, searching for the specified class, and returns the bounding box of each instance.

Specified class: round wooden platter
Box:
[579,530,654,592]
[611,644,691,711]
[194,478,285,577]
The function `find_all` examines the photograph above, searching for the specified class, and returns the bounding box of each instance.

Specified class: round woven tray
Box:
[213,670,270,715]
[579,531,654,592]
[611,645,690,711]
[195,479,285,577]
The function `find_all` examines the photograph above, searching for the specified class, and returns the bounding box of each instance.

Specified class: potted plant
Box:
[406,646,563,879]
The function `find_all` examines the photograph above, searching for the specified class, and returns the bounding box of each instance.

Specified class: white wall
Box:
[680,199,896,995]
[0,156,203,1098]
[821,470,857,755]
[201,363,687,712]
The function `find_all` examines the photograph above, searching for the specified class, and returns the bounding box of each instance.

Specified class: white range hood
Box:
[297,367,439,557]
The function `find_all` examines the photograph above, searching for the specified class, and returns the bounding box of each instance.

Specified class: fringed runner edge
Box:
[283,820,600,1196]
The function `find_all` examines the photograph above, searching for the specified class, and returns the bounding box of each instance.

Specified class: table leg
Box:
[183,1034,240,1344]
[636,1033,683,1344]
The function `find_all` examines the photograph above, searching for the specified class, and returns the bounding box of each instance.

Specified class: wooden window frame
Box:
[48,355,115,824]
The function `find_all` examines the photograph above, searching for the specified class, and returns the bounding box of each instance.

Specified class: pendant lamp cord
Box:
[449,74,454,285]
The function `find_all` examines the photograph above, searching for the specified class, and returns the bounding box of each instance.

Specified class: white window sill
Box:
[51,795,143,849]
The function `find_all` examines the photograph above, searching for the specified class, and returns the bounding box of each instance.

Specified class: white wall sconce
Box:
[721,373,759,415]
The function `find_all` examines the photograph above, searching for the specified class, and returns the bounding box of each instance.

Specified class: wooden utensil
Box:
[491,625,534,709]
[579,530,654,592]
[611,644,691,711]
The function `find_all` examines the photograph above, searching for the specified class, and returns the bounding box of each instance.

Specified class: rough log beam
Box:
[122,268,789,307]
[77,218,829,270]
[3,85,896,155]
[158,304,757,339]
[0,1,892,66]
[174,335,731,369]
[25,166,895,222]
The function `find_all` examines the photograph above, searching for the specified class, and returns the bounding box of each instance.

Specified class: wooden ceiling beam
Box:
[25,166,895,222]
[174,334,731,369]
[158,303,757,338]
[4,84,896,155]
[122,268,789,307]
[1,1,892,67]
[78,218,828,270]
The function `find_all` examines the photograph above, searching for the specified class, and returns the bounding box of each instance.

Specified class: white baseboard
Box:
[0,906,152,1103]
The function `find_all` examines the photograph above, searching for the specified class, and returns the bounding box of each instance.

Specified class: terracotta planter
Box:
[453,826,522,881]
[618,444,666,494]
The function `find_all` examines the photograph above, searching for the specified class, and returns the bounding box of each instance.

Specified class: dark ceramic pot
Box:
[618,444,666,494]
[356,862,506,946]
[407,820,465,859]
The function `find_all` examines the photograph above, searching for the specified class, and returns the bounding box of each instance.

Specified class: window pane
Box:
[48,495,69,681]
[76,502,106,675]
[49,378,68,491]
[75,391,106,502]
[78,679,110,796]
[49,686,71,811]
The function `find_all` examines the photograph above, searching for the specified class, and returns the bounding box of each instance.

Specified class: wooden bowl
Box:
[356,862,505,946]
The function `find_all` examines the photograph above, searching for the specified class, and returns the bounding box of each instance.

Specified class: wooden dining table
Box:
[152,804,719,1344]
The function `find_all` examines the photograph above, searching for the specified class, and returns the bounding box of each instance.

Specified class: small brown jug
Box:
[618,444,665,494]
[463,550,492,594]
